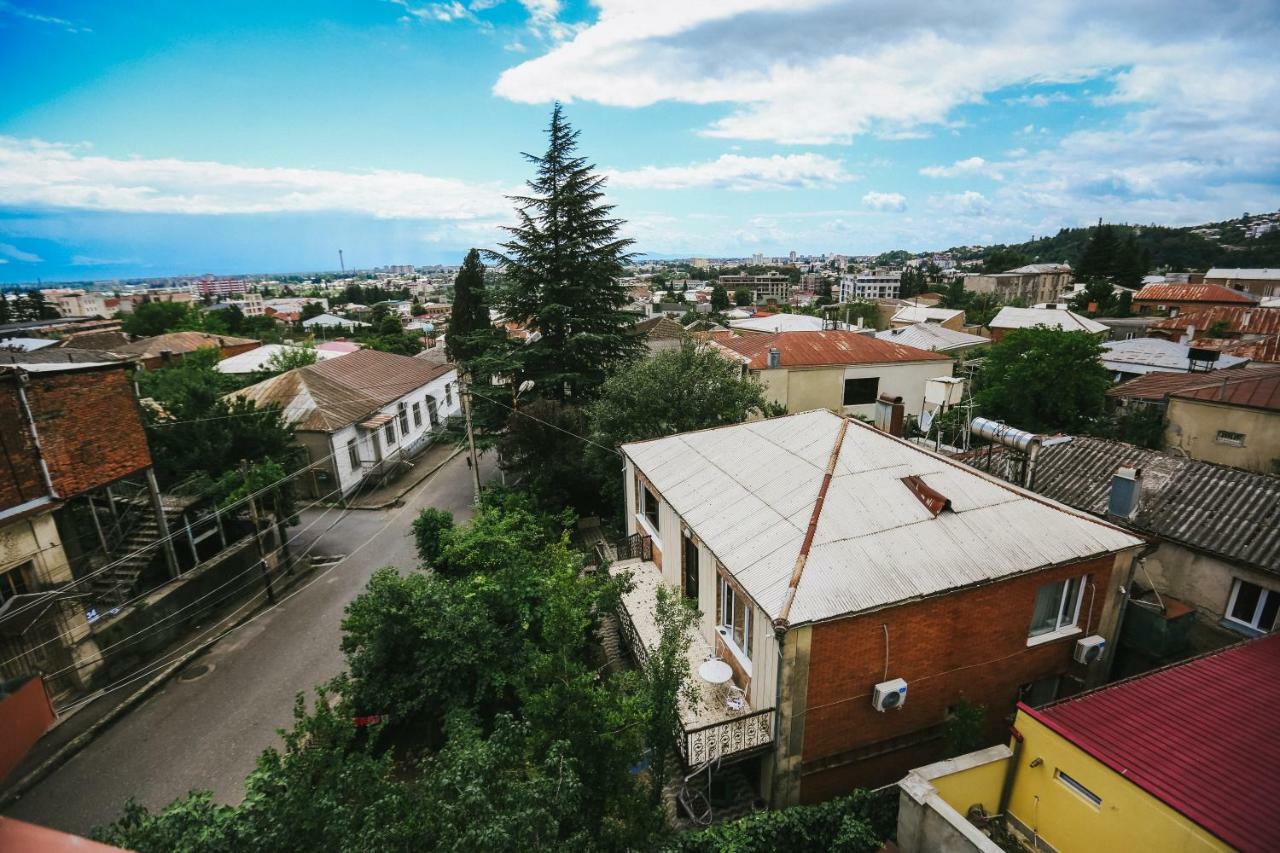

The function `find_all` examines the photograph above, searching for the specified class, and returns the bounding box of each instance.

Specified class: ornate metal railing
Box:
[595,532,651,566]
[680,707,775,767]
[615,597,649,668]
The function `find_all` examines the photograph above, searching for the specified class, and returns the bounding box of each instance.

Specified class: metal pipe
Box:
[997,725,1025,819]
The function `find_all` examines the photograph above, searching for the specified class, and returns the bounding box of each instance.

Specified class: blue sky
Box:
[2,0,1278,282]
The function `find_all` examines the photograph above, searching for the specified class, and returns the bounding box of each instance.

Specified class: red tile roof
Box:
[1150,306,1280,338]
[1022,634,1280,853]
[1107,364,1280,404]
[712,330,950,369]
[1133,283,1259,305]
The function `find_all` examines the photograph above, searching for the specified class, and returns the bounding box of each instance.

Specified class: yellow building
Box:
[898,634,1280,853]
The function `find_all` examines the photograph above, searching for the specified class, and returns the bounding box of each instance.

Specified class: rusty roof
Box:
[1149,306,1280,337]
[1023,634,1280,852]
[1132,283,1259,304]
[1106,364,1280,403]
[712,329,950,369]
[1171,370,1280,411]
[116,331,260,358]
[1203,333,1280,363]
[227,348,456,432]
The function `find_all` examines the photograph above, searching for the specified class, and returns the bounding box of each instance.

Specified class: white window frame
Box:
[1055,769,1101,808]
[635,482,662,547]
[717,574,753,674]
[1027,576,1087,646]
[1224,579,1278,633]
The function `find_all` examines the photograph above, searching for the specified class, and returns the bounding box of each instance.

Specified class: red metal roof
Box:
[1203,333,1280,363]
[1171,370,1280,411]
[1021,634,1280,852]
[1150,306,1280,337]
[712,330,950,369]
[1107,364,1280,404]
[1133,283,1259,305]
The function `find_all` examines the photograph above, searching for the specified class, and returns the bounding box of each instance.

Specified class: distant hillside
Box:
[947,211,1280,272]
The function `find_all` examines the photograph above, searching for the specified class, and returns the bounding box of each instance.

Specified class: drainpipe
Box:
[997,725,1025,818]
[15,372,58,500]
[1101,541,1159,684]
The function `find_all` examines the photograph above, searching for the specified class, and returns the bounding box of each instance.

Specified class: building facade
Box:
[963,264,1072,306]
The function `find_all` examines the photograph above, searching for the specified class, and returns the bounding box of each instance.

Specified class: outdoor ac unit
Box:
[1074,635,1107,665]
[872,678,908,712]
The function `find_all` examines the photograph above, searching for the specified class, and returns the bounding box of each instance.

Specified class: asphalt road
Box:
[5,451,495,836]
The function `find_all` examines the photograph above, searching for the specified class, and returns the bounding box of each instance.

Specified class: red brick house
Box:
[611,410,1142,810]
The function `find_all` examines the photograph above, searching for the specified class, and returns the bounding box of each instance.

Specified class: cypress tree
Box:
[445,248,491,366]
[488,104,641,402]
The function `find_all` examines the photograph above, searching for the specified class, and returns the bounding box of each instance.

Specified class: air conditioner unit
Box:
[1074,635,1106,665]
[872,678,908,712]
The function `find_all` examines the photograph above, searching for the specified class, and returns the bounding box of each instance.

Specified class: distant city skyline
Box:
[2,0,1278,282]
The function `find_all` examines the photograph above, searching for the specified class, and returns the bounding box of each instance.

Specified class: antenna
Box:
[339,249,345,274]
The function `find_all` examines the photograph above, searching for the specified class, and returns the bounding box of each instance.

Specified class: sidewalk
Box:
[343,442,463,510]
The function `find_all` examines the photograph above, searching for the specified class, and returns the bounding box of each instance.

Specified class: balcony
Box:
[608,556,775,767]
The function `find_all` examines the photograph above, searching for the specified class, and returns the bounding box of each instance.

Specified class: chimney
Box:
[1108,465,1142,520]
[767,346,781,369]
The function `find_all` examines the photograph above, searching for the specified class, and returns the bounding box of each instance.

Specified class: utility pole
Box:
[241,463,277,605]
[460,374,482,505]
[338,249,345,274]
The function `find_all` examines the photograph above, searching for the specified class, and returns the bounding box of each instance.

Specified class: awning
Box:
[359,414,394,429]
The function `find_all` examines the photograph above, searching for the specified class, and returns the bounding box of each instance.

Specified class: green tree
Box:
[1076,222,1122,282]
[710,283,730,311]
[445,248,494,367]
[411,507,455,568]
[666,789,893,853]
[640,586,698,803]
[733,287,752,306]
[1114,232,1148,291]
[941,277,969,310]
[815,279,834,306]
[974,327,1112,432]
[1070,279,1116,316]
[123,300,195,337]
[981,246,1030,273]
[300,301,326,322]
[487,104,642,403]
[253,344,318,380]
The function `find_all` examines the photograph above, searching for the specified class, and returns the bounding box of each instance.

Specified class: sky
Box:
[1,0,1279,282]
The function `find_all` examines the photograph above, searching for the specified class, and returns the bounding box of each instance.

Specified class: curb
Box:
[0,562,316,810]
[320,447,463,512]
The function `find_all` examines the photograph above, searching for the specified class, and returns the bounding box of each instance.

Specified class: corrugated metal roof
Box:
[713,330,950,369]
[1004,263,1071,274]
[1133,283,1259,304]
[1100,337,1249,375]
[1023,634,1280,853]
[876,323,991,352]
[623,411,1141,627]
[1172,370,1280,411]
[1108,364,1280,407]
[729,314,828,333]
[890,305,964,325]
[116,331,260,358]
[1205,333,1280,363]
[988,307,1108,334]
[214,344,346,374]
[1206,267,1280,281]
[227,348,456,432]
[1149,306,1280,337]
[965,436,1280,573]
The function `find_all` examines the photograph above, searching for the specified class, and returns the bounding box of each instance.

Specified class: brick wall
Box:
[798,554,1116,801]
[22,366,152,497]
[0,377,47,510]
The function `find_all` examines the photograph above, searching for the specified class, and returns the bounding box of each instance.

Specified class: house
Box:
[964,264,1073,306]
[301,312,372,333]
[719,272,793,304]
[1131,283,1258,316]
[728,314,836,334]
[710,330,953,417]
[897,634,1280,853]
[838,270,901,302]
[226,349,461,499]
[213,343,349,376]
[1,360,169,695]
[626,316,686,355]
[1108,365,1280,473]
[1098,337,1249,380]
[1093,315,1160,341]
[986,307,1108,343]
[875,323,990,355]
[959,434,1279,667]
[889,305,965,330]
[612,411,1142,808]
[1147,305,1280,343]
[1203,267,1280,299]
[115,331,261,370]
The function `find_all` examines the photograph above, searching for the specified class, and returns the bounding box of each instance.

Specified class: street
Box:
[4,451,495,836]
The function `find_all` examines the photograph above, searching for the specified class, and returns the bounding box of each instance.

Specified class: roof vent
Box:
[901,475,950,517]
[1108,465,1142,520]
[767,346,781,368]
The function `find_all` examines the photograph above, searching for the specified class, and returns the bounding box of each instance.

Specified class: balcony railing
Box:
[681,707,775,766]
[595,532,651,566]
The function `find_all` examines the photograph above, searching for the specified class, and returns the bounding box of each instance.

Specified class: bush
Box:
[666,789,895,852]
[412,508,455,568]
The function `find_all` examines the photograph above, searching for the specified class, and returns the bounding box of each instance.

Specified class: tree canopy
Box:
[974,327,1112,432]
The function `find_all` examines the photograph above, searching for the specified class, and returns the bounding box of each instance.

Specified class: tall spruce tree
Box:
[488,104,641,402]
[1076,222,1121,282]
[445,248,491,366]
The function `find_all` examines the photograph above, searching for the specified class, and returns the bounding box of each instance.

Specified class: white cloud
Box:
[861,191,906,212]
[0,242,41,263]
[919,156,1001,180]
[608,153,849,191]
[0,136,513,220]
[0,1,90,34]
[1006,91,1074,107]
[929,190,991,216]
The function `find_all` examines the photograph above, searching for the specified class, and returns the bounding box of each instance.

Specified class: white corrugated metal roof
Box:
[891,305,964,325]
[214,343,346,374]
[729,314,827,333]
[623,410,1142,627]
[989,306,1108,334]
[1206,268,1280,281]
[1100,338,1249,375]
[876,323,990,352]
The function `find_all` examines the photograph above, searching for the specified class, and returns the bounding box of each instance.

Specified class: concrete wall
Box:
[964,272,1070,306]
[897,746,1010,853]
[1143,544,1278,642]
[758,359,954,419]
[1164,398,1280,474]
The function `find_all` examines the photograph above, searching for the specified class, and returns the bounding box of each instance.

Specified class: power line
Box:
[468,388,622,457]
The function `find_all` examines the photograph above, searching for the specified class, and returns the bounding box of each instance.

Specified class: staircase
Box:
[90,513,164,608]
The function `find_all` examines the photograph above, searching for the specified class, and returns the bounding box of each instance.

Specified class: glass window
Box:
[1055,769,1101,807]
[412,402,422,428]
[719,575,752,661]
[347,438,360,471]
[1029,576,1084,637]
[398,402,410,433]
[0,563,32,606]
[642,484,660,532]
[1215,430,1246,447]
[843,377,879,406]
[445,383,453,406]
[1226,580,1279,632]
[384,422,396,446]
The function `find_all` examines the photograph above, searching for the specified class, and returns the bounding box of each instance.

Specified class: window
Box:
[1225,580,1279,633]
[426,396,440,427]
[445,383,453,406]
[1029,576,1085,638]
[718,574,752,663]
[347,438,360,471]
[842,377,879,406]
[682,533,699,602]
[0,562,32,606]
[384,422,396,446]
[398,402,410,434]
[1055,769,1101,808]
[641,484,660,534]
[412,402,422,428]
[1215,430,1246,447]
